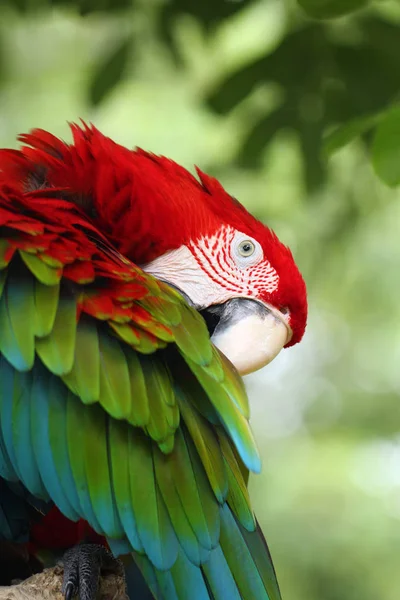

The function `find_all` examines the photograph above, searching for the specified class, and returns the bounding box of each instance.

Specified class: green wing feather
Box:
[126,427,178,570]
[33,280,59,337]
[61,316,100,404]
[6,271,36,370]
[35,292,77,375]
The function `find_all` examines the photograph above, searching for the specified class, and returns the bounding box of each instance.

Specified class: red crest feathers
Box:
[0,122,307,345]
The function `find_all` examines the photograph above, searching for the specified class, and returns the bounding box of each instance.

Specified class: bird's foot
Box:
[60,543,123,600]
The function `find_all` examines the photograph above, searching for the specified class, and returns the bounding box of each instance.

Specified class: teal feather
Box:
[11,369,47,498]
[108,418,144,552]
[130,552,166,599]
[153,442,205,566]
[107,537,132,556]
[152,570,180,600]
[47,377,83,515]
[127,427,178,570]
[30,366,79,521]
[66,389,104,533]
[219,504,272,600]
[169,551,211,600]
[82,406,124,538]
[240,520,282,600]
[0,357,23,480]
[202,546,242,600]
[181,357,261,475]
[0,479,37,542]
[0,426,18,482]
[171,427,219,553]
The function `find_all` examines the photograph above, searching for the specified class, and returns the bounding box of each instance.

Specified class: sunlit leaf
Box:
[371,105,400,187]
[323,113,382,157]
[298,0,370,19]
[88,36,133,106]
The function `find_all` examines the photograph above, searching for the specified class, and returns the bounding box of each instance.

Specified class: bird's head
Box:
[5,124,307,375]
[110,150,307,376]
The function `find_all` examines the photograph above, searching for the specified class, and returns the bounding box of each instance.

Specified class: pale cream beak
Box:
[210,299,291,376]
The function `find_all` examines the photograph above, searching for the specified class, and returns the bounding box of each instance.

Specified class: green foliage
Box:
[89,36,133,106]
[3,0,400,188]
[298,0,370,19]
[371,105,400,186]
[323,112,382,157]
[206,15,400,189]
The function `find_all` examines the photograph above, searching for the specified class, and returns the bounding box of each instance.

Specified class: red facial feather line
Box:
[189,226,279,298]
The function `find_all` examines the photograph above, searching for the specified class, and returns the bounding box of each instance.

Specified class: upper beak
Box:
[206,298,292,376]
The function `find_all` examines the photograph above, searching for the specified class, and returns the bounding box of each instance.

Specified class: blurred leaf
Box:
[371,105,400,187]
[158,0,254,63]
[298,0,370,19]
[323,112,382,156]
[88,36,132,106]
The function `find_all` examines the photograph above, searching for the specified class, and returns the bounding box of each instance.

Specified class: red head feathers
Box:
[0,122,307,350]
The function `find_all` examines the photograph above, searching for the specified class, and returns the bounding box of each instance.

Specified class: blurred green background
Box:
[1,0,400,598]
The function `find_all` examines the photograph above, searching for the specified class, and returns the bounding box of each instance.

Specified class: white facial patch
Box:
[141,226,279,309]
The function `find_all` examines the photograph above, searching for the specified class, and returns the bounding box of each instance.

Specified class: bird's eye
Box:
[238,240,255,257]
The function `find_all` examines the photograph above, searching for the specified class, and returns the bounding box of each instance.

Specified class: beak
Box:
[204,299,292,376]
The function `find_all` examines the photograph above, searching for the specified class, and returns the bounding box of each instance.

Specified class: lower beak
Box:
[206,299,291,376]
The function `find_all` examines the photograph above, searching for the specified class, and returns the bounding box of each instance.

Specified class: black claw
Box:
[61,543,123,600]
[64,581,75,600]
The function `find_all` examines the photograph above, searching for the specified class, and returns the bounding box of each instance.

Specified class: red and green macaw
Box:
[0,124,307,600]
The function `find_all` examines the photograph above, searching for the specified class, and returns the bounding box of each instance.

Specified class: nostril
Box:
[280,306,290,315]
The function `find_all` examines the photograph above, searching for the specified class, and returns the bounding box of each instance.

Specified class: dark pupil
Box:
[242,243,252,253]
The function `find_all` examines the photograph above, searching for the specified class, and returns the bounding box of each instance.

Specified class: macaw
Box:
[0,123,307,600]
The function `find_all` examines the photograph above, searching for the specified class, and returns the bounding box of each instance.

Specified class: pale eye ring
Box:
[238,239,255,257]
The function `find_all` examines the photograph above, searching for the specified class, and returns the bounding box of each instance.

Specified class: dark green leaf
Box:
[88,37,133,107]
[298,0,370,19]
[158,0,253,64]
[371,105,400,187]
